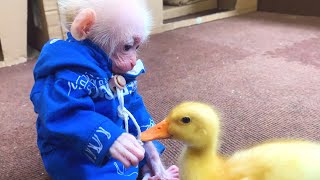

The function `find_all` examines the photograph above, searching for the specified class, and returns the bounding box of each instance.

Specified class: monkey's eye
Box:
[124,45,132,51]
[181,117,191,124]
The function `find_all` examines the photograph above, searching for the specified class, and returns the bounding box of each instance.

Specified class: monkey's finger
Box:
[142,172,151,180]
[123,133,145,152]
[116,154,131,168]
[123,151,140,167]
[121,137,145,161]
[147,175,161,180]
[116,144,140,167]
[167,165,179,173]
[128,145,145,162]
[133,139,145,152]
[110,144,131,168]
[170,173,180,178]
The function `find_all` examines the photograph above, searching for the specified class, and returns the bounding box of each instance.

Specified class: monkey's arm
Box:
[124,94,180,179]
[143,141,180,180]
[144,141,166,175]
[126,92,166,167]
[31,77,125,167]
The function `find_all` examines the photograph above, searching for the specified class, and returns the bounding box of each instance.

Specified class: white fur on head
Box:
[58,0,91,30]
[58,0,153,55]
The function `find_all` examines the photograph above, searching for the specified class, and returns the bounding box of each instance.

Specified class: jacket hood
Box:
[33,33,113,80]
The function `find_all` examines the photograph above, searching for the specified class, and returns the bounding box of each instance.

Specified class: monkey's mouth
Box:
[111,65,131,74]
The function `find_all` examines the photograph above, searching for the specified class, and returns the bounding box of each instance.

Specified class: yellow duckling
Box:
[141,102,320,180]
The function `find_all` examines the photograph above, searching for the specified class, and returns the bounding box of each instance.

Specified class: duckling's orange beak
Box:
[141,119,171,141]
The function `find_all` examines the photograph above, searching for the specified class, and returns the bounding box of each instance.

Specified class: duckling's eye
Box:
[181,117,191,124]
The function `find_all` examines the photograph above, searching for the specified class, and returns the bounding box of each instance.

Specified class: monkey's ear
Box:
[70,8,96,41]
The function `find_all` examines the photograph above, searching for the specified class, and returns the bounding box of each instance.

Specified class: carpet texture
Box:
[1,12,320,179]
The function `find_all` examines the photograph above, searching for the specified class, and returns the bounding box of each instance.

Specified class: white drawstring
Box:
[115,86,143,145]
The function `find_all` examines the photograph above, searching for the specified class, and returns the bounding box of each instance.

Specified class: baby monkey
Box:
[30,0,179,179]
[60,0,179,179]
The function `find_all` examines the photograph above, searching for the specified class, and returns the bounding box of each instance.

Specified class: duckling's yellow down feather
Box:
[141,102,320,180]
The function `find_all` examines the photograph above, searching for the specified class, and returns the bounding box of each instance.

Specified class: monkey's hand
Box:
[141,164,179,180]
[109,133,145,168]
[142,142,180,180]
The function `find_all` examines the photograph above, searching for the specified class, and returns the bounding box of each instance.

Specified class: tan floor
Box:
[1,12,320,179]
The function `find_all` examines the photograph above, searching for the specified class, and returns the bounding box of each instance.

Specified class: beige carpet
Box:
[1,12,320,179]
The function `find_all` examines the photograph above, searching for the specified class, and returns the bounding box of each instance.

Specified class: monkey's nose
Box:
[130,61,136,68]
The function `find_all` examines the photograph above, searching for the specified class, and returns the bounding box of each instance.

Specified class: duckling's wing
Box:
[226,157,269,180]
[226,141,320,180]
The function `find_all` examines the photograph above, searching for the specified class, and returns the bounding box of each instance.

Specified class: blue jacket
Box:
[30,33,164,179]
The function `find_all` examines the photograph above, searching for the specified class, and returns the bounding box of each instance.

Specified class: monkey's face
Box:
[110,37,142,74]
[63,0,151,74]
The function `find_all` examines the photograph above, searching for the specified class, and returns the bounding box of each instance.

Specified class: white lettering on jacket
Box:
[67,72,137,99]
[84,127,112,163]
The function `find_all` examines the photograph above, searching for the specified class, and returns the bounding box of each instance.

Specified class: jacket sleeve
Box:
[32,78,124,166]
